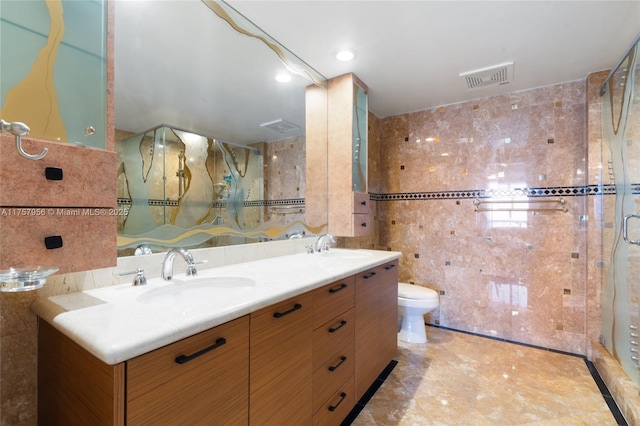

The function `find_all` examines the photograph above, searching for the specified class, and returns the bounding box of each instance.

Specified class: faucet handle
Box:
[305,244,315,254]
[118,268,147,286]
[186,259,206,276]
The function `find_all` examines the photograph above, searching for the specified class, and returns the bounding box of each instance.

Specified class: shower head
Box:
[0,119,30,136]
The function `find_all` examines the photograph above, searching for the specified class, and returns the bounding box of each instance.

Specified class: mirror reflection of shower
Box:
[176,149,186,198]
[213,182,228,225]
[117,124,263,237]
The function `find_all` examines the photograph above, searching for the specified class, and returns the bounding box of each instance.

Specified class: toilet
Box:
[398,282,439,343]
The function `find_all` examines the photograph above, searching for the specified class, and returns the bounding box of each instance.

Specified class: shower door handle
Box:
[623,214,640,245]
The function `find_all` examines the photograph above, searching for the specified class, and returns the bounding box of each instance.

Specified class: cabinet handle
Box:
[363,271,377,279]
[175,337,226,364]
[361,201,367,206]
[329,283,348,294]
[328,392,347,412]
[385,264,396,270]
[328,356,347,372]
[273,303,302,318]
[361,222,367,227]
[328,320,347,333]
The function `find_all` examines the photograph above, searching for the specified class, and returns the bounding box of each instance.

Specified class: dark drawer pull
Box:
[45,167,63,180]
[385,264,396,270]
[329,283,348,294]
[328,392,347,412]
[44,235,63,250]
[175,337,226,364]
[363,271,377,279]
[361,201,367,206]
[328,320,347,333]
[361,222,367,227]
[328,356,347,372]
[273,303,302,318]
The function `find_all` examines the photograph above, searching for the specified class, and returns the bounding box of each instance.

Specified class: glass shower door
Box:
[601,40,640,389]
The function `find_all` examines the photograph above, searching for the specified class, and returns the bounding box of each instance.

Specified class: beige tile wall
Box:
[265,135,306,227]
[368,81,592,354]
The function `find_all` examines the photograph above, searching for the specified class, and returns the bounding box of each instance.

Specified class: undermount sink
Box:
[319,249,372,260]
[137,276,256,305]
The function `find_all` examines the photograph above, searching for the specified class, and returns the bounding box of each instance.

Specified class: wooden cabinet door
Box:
[378,261,399,371]
[126,316,250,425]
[354,260,399,399]
[354,266,382,400]
[38,320,125,426]
[250,292,313,425]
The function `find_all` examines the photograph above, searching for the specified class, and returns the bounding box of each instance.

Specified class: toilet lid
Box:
[398,283,438,300]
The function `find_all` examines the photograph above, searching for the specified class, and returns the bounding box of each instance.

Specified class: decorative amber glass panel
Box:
[0,0,107,148]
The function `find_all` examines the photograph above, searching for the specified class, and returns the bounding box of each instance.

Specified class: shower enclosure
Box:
[116,124,264,254]
[600,35,640,390]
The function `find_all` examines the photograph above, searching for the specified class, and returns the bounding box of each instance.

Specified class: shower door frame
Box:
[600,35,640,390]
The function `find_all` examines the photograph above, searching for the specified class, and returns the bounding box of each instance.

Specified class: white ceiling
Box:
[228,0,640,118]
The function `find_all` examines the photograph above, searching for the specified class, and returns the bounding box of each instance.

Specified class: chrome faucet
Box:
[315,234,336,252]
[162,248,197,281]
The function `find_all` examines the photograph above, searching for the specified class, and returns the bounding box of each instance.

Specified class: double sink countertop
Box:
[31,249,401,365]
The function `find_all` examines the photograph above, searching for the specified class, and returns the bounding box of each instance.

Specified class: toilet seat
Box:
[398,283,438,300]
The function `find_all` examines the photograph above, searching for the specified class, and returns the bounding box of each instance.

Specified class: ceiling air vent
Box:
[459,61,514,89]
[259,119,300,133]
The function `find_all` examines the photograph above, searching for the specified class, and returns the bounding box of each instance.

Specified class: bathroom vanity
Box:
[33,249,400,425]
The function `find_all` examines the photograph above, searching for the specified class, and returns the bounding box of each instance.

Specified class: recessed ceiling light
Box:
[336,50,354,62]
[275,73,291,83]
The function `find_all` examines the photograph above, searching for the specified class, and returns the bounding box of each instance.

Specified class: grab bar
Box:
[473,198,566,205]
[473,198,568,213]
[475,207,568,212]
[270,205,304,214]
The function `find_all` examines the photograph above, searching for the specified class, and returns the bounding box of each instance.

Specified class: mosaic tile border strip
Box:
[117,198,305,208]
[117,185,634,208]
[371,184,621,202]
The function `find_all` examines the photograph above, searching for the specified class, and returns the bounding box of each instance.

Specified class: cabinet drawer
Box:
[312,376,355,426]
[251,292,313,332]
[353,192,369,214]
[351,213,370,236]
[313,276,354,329]
[313,309,354,370]
[126,315,249,425]
[312,339,354,414]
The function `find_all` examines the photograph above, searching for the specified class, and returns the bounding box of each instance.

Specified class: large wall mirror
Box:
[114,0,328,256]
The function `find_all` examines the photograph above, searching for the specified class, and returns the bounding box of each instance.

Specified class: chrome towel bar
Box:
[473,198,568,213]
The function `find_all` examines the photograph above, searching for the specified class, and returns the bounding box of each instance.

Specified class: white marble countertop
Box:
[31,249,401,365]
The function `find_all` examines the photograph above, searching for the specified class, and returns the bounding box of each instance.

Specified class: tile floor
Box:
[351,327,621,425]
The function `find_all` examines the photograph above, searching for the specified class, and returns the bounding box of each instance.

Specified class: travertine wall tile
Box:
[373,81,589,354]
